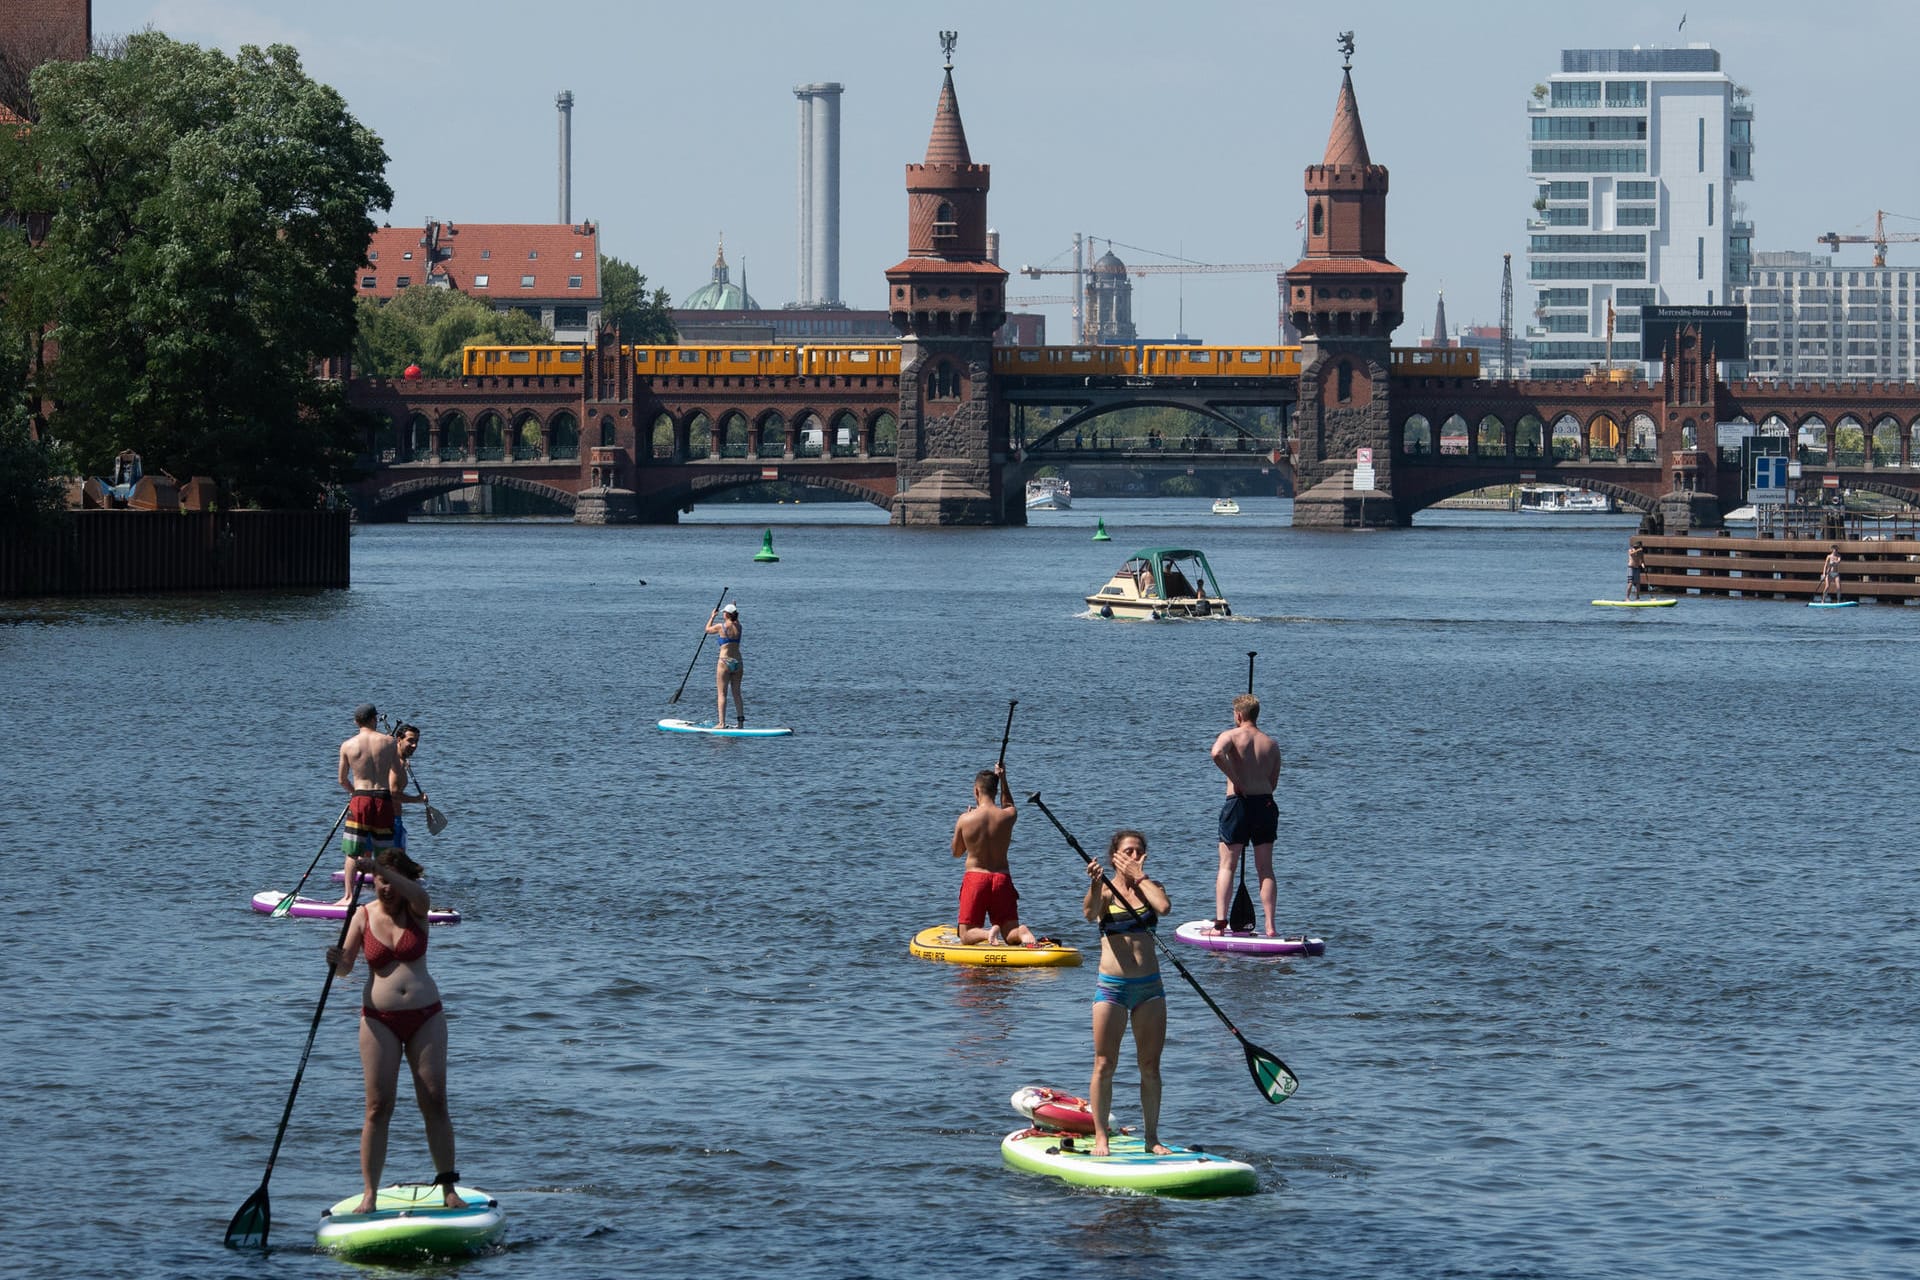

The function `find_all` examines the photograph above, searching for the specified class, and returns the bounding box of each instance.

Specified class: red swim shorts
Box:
[958,870,1019,930]
[343,793,397,857]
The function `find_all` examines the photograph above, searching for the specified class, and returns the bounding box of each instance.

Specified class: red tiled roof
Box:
[359,221,600,301]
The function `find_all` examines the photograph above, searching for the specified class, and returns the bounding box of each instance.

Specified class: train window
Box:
[1071,350,1092,363]
[635,350,652,362]
[1241,351,1262,362]
[729,351,753,363]
[678,351,700,363]
[509,351,531,363]
[849,350,871,362]
[520,275,535,288]
[561,351,582,364]
[1020,351,1039,363]
[1191,351,1214,363]
[474,274,489,288]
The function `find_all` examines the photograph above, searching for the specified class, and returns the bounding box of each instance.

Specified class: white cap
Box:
[722,602,739,614]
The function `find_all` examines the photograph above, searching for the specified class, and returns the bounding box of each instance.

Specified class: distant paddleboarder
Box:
[334,705,399,907]
[1820,545,1842,603]
[1208,695,1281,938]
[704,601,746,728]
[1627,542,1646,601]
[952,762,1035,946]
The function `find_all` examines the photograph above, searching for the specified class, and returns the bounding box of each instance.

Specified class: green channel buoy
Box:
[1093,517,1111,542]
[754,529,780,562]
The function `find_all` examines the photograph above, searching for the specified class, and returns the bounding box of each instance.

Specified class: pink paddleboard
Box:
[250,890,462,925]
[1009,1086,1116,1136]
[1173,921,1324,956]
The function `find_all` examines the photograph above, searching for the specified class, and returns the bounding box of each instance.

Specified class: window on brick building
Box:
[568,276,582,289]
[360,275,376,288]
[395,276,411,288]
[474,274,489,287]
[481,249,491,259]
[520,275,535,288]
[528,250,538,259]
[402,251,413,260]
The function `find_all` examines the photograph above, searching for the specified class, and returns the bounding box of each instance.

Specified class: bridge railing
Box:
[552,444,579,460]
[1024,431,1280,454]
[477,446,505,461]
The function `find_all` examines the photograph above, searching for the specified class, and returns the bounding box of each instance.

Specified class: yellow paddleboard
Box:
[909,924,1081,968]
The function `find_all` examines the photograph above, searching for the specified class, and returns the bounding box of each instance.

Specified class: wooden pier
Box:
[2,510,350,596]
[1637,531,1920,604]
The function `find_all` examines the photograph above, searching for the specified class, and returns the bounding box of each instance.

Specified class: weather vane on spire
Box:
[1337,31,1355,70]
[940,30,958,70]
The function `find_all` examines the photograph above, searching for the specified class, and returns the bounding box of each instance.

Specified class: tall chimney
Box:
[556,90,574,224]
[793,82,844,306]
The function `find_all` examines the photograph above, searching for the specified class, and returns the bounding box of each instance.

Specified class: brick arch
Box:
[371,473,580,518]
[648,468,894,512]
[1026,399,1252,450]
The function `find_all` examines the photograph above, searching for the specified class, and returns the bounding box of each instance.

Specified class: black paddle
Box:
[667,587,729,705]
[269,801,353,919]
[1028,793,1298,1104]
[996,699,1017,796]
[1227,652,1258,934]
[225,873,368,1248]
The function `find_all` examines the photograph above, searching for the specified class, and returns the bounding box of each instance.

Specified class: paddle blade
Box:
[224,1185,270,1249]
[267,892,296,919]
[1243,1037,1298,1104]
[425,804,448,836]
[1229,881,1256,934]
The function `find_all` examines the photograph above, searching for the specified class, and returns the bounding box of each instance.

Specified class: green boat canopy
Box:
[1118,548,1224,598]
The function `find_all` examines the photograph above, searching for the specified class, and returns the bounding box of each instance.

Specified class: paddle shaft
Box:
[231,874,365,1244]
[271,801,353,917]
[668,587,729,704]
[1029,794,1276,1057]
[995,700,1017,799]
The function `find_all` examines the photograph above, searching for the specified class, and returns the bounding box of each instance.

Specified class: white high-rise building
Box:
[1525,46,1754,378]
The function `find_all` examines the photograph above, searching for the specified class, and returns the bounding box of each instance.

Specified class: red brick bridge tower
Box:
[883,34,1014,525]
[1286,43,1407,528]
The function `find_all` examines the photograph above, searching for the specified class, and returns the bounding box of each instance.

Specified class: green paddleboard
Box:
[315,1184,504,1259]
[1000,1128,1256,1197]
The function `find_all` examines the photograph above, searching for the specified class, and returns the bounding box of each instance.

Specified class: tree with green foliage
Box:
[354,287,549,378]
[0,348,65,531]
[599,254,677,343]
[0,33,391,509]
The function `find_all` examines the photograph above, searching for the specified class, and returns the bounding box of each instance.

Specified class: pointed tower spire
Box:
[1323,69,1372,168]
[925,69,973,166]
[1433,290,1449,346]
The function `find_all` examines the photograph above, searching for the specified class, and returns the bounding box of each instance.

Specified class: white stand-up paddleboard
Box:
[315,1184,504,1259]
[1808,600,1858,609]
[1592,598,1677,608]
[656,718,793,737]
[251,891,461,924]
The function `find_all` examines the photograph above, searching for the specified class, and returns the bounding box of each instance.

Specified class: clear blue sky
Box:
[98,0,1920,344]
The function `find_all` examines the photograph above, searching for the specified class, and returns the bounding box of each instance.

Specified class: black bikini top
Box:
[1099,897,1159,936]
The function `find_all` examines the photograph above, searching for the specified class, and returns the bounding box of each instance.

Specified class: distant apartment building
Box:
[361,220,602,342]
[1525,46,1753,378]
[1735,250,1920,383]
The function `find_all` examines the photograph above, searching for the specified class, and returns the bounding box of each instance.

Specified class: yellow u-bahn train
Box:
[461,341,1474,381]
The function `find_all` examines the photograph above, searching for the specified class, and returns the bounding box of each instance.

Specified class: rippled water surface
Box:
[3,499,1914,1279]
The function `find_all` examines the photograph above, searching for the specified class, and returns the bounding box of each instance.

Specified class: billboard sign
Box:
[1641,304,1748,361]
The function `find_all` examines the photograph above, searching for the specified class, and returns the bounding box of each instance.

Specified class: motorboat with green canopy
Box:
[1087,548,1230,619]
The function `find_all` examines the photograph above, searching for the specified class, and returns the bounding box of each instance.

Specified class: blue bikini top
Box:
[1099,898,1159,936]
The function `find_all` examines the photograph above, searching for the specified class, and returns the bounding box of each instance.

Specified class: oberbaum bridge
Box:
[346,46,1920,533]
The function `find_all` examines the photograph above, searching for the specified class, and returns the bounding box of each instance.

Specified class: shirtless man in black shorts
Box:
[1208,693,1282,936]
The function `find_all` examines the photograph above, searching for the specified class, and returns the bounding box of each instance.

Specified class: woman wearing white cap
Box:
[704,601,746,728]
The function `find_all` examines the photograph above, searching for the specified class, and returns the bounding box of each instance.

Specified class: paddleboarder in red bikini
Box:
[952,762,1036,947]
[333,704,399,907]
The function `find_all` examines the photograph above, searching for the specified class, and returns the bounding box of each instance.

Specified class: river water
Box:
[1,499,1913,1279]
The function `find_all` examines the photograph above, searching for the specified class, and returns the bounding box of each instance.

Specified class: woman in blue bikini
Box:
[1082,829,1173,1157]
[705,600,746,728]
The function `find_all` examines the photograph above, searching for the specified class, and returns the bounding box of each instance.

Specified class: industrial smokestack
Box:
[793,82,844,306]
[986,228,1000,265]
[556,90,574,224]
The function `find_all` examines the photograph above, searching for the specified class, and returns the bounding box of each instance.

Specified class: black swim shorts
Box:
[1218,794,1279,846]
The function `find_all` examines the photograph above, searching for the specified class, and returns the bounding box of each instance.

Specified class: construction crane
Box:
[1816,209,1920,267]
[1008,295,1075,307]
[1017,260,1290,279]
